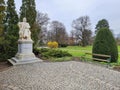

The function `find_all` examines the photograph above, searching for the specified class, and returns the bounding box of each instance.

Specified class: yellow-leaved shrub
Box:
[47,41,58,48]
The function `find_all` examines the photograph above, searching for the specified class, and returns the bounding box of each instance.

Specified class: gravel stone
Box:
[0,61,120,90]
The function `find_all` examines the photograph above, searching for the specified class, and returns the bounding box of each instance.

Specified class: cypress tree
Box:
[20,0,36,26]
[4,0,19,59]
[20,0,38,47]
[95,19,109,34]
[92,28,118,62]
[0,0,7,61]
[0,0,5,37]
[5,0,18,34]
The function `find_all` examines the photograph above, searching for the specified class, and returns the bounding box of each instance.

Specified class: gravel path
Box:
[0,61,120,90]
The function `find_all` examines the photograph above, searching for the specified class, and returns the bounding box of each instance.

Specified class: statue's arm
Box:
[18,22,21,29]
[27,23,30,29]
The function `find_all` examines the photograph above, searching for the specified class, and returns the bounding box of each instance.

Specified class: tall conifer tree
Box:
[20,0,36,26]
[5,0,18,35]
[92,28,118,62]
[0,0,7,61]
[20,0,38,46]
[0,0,5,37]
[4,0,19,59]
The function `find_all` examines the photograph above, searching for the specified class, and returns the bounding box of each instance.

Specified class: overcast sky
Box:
[15,0,120,36]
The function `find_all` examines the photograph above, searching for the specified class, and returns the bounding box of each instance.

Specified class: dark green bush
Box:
[0,35,18,61]
[39,48,50,53]
[34,48,49,55]
[59,44,68,47]
[33,48,39,55]
[92,28,118,62]
[35,48,72,59]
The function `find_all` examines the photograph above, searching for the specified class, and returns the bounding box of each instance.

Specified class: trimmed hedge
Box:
[92,28,118,62]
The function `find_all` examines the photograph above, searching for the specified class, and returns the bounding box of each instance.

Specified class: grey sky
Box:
[15,0,120,35]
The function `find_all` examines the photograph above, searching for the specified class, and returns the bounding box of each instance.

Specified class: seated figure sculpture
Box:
[18,17,31,40]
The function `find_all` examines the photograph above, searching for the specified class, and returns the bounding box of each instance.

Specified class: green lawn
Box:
[58,46,120,63]
[59,46,92,57]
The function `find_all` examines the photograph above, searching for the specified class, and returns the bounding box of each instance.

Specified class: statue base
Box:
[8,40,42,65]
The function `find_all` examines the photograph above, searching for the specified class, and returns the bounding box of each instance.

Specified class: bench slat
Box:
[93,58,110,62]
[85,53,111,58]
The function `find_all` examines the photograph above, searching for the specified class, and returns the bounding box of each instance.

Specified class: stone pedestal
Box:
[8,40,42,65]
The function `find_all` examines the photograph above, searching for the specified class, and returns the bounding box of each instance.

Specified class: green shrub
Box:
[0,35,18,61]
[35,48,72,59]
[38,48,49,53]
[33,48,40,55]
[34,48,49,57]
[92,28,118,62]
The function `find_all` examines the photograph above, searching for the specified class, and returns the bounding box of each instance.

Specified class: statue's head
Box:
[23,17,27,22]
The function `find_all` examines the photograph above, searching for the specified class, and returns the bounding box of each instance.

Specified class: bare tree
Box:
[72,16,92,46]
[48,21,68,46]
[36,11,50,45]
[36,12,50,26]
[68,30,76,45]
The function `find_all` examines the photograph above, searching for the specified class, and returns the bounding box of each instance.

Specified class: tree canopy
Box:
[48,21,68,46]
[95,19,109,34]
[72,16,92,46]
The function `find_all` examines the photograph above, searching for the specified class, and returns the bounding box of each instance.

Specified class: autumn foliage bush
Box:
[47,41,58,48]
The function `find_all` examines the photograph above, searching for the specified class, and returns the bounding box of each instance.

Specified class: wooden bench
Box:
[85,53,111,66]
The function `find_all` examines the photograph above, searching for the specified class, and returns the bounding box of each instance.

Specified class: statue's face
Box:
[23,18,27,22]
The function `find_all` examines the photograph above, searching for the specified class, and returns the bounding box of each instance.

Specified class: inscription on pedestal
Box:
[18,43,32,54]
[8,40,41,65]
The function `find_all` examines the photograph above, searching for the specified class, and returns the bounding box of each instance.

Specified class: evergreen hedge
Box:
[34,48,72,59]
[92,28,118,62]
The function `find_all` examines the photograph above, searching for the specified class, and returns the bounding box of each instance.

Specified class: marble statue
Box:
[18,17,31,40]
[8,18,42,65]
